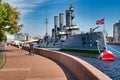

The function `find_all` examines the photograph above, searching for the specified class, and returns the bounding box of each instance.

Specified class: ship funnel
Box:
[59,13,64,31]
[54,16,58,39]
[66,10,71,26]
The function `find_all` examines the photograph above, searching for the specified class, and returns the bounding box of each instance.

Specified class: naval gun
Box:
[90,26,100,33]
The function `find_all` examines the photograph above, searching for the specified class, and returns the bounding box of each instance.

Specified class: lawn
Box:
[60,48,103,57]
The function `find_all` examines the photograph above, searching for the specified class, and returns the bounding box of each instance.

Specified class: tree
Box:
[0,0,23,42]
[0,30,6,42]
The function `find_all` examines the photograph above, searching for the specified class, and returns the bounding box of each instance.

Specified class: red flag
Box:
[100,19,104,24]
[96,19,104,25]
[96,20,100,24]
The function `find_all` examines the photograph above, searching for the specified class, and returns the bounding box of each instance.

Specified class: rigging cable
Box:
[107,45,120,54]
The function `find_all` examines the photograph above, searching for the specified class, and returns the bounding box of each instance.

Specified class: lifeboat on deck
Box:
[100,50,115,61]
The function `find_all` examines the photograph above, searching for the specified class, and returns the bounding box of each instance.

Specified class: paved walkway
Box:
[0,45,67,80]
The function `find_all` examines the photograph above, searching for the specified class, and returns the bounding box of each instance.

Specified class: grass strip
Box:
[60,48,103,57]
[0,53,6,69]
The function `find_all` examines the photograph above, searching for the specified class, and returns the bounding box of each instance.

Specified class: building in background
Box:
[113,20,120,43]
[106,37,113,43]
[6,33,29,42]
[6,33,15,42]
[14,33,29,41]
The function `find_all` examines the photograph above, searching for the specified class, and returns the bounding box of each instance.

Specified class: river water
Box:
[38,44,120,80]
[64,44,120,80]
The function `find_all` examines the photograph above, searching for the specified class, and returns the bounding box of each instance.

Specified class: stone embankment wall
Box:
[22,46,111,80]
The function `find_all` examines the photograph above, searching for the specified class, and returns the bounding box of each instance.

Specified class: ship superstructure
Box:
[51,0,80,42]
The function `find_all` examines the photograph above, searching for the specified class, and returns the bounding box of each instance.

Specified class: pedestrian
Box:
[18,44,21,50]
[29,43,34,55]
[18,43,22,50]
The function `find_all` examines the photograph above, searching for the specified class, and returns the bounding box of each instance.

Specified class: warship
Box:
[39,0,106,50]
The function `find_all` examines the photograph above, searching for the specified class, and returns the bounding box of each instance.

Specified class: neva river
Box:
[67,44,120,80]
[38,44,120,80]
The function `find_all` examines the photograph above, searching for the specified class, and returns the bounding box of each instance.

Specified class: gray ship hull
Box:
[41,31,106,50]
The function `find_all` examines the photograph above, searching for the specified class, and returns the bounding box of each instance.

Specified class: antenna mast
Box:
[45,2,48,36]
[70,0,72,7]
[69,0,74,25]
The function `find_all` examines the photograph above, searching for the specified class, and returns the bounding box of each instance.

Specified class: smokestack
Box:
[54,16,58,40]
[54,16,58,33]
[66,10,71,26]
[59,13,64,31]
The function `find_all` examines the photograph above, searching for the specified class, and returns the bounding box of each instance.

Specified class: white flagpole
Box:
[103,18,107,49]
[103,18,108,37]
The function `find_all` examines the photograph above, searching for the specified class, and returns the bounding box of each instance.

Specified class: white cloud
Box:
[3,0,48,15]
[3,0,22,3]
[12,3,36,9]
[19,9,33,15]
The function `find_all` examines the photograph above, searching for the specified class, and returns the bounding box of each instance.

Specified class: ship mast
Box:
[66,0,74,26]
[44,1,49,43]
[70,0,72,7]
[45,3,48,37]
[69,0,74,26]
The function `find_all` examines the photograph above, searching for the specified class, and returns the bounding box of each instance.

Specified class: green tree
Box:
[0,30,6,42]
[0,0,23,42]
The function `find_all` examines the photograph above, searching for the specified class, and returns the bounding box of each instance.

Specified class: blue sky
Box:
[3,0,120,37]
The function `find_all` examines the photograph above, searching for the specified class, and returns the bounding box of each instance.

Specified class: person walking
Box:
[29,43,34,55]
[18,43,22,50]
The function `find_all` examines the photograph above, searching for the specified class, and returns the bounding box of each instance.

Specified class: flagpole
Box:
[102,18,107,49]
[103,22,105,33]
[103,18,108,37]
[96,18,107,49]
[103,18,105,33]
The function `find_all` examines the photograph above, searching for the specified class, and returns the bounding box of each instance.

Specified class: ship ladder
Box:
[96,40,101,54]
